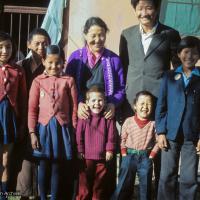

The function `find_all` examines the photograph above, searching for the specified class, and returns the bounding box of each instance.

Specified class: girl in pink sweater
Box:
[28,45,77,200]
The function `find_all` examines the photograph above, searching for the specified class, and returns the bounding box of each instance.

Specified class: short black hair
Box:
[177,36,200,55]
[45,45,65,61]
[83,17,109,34]
[0,31,16,62]
[86,85,105,101]
[131,0,161,10]
[28,28,51,44]
[133,90,155,106]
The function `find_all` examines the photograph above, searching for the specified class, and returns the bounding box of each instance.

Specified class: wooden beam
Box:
[3,5,47,15]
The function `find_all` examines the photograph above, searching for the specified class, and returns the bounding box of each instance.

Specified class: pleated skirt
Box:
[0,98,17,144]
[33,117,73,160]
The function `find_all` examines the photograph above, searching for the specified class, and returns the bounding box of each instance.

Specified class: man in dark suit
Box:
[120,0,181,120]
[119,0,181,198]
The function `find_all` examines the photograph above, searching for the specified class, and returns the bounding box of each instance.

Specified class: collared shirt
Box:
[86,45,104,68]
[175,65,200,87]
[139,23,158,54]
[17,56,45,93]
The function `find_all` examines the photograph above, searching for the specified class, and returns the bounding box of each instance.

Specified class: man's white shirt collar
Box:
[139,23,158,54]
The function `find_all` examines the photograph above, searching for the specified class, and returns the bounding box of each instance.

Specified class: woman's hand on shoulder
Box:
[30,133,40,150]
[104,103,115,119]
[78,102,90,119]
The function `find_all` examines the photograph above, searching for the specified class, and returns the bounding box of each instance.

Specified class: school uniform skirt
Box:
[33,117,73,160]
[0,98,17,144]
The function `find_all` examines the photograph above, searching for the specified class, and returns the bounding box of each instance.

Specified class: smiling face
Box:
[0,40,12,65]
[27,34,49,59]
[134,95,153,120]
[135,0,158,29]
[84,25,106,54]
[43,54,63,76]
[86,91,105,114]
[178,47,200,70]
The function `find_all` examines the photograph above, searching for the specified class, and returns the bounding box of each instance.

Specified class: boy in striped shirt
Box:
[112,91,159,200]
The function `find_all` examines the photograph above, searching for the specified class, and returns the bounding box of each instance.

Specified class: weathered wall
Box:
[66,0,138,58]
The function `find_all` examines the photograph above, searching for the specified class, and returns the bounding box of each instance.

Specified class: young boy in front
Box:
[112,91,159,200]
[156,36,200,200]
[76,85,117,200]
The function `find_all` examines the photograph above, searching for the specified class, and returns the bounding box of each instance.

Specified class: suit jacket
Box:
[155,69,200,141]
[17,56,44,93]
[119,22,181,106]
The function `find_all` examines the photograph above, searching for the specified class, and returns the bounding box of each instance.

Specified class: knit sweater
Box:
[76,112,116,160]
[121,116,159,157]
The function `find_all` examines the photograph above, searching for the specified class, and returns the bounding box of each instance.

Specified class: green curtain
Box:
[160,0,200,36]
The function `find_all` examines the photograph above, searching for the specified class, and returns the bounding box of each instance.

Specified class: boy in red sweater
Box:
[76,85,117,200]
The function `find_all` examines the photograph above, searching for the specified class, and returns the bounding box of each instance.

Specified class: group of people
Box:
[0,0,200,200]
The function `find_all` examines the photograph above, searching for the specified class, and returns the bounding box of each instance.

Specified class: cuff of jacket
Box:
[28,127,36,134]
[156,128,167,135]
[106,143,115,152]
[149,151,157,159]
[121,148,127,155]
[77,145,84,153]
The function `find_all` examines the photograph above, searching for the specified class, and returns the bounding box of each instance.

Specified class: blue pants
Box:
[112,153,153,200]
[157,140,199,200]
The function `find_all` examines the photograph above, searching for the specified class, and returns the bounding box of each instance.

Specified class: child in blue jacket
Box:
[156,36,200,200]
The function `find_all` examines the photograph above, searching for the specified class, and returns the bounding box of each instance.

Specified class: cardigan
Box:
[0,63,27,129]
[28,73,78,131]
[66,47,125,107]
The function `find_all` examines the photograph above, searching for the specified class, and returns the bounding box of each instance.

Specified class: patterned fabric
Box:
[66,47,125,107]
[121,116,159,155]
[86,46,104,68]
